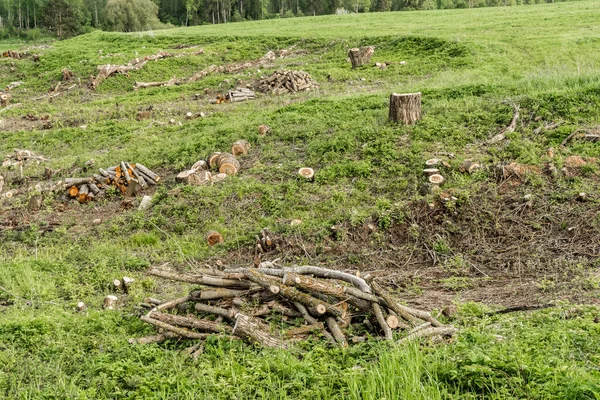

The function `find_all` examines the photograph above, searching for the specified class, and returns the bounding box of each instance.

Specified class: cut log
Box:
[178,169,212,185]
[149,312,232,333]
[389,92,422,125]
[129,333,175,345]
[68,186,79,198]
[258,125,271,135]
[62,68,74,81]
[64,177,92,187]
[298,167,314,181]
[325,317,347,347]
[231,139,251,156]
[285,323,324,338]
[218,155,241,175]
[423,168,440,176]
[191,160,209,171]
[140,315,228,340]
[135,164,160,182]
[371,281,441,326]
[347,46,375,69]
[103,295,118,310]
[194,303,236,320]
[206,230,224,246]
[398,326,457,343]
[156,296,191,311]
[207,152,222,169]
[232,313,288,348]
[77,184,90,203]
[425,159,441,166]
[459,161,480,174]
[244,269,346,318]
[293,302,336,344]
[372,303,393,340]
[191,288,250,301]
[386,315,400,329]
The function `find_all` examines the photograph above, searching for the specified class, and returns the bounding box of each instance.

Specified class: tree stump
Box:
[217,153,240,175]
[348,46,375,69]
[389,92,422,125]
[207,152,222,169]
[206,230,224,246]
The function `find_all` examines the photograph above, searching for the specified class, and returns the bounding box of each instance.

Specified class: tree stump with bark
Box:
[348,46,375,69]
[389,92,422,125]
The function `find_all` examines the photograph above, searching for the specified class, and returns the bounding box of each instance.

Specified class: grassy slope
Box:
[1,1,600,398]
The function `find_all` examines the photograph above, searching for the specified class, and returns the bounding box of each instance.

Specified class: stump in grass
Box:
[298,167,314,181]
[459,161,480,174]
[423,168,439,177]
[206,230,224,246]
[428,174,445,185]
[62,68,74,81]
[232,140,251,156]
[104,295,118,310]
[389,92,421,125]
[348,46,375,69]
[258,124,271,135]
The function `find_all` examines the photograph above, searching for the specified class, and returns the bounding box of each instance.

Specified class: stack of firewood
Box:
[65,162,160,203]
[209,88,256,104]
[132,264,457,349]
[256,70,317,95]
[2,50,23,59]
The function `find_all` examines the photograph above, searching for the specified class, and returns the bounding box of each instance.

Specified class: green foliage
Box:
[105,0,162,32]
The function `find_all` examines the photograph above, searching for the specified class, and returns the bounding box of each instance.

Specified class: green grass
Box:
[1,1,600,398]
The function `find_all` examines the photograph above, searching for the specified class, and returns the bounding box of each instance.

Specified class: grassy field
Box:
[1,1,600,398]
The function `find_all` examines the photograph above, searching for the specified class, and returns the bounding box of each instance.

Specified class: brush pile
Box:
[64,162,160,203]
[256,70,317,95]
[132,264,456,348]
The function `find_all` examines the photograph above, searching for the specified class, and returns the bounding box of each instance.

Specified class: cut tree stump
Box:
[389,92,422,125]
[298,167,314,181]
[206,230,224,246]
[103,295,118,309]
[207,152,222,169]
[348,46,375,69]
[258,125,271,135]
[428,174,445,185]
[231,140,251,156]
[217,153,241,175]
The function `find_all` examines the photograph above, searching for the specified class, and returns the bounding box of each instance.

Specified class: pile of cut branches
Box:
[65,162,160,203]
[133,265,456,348]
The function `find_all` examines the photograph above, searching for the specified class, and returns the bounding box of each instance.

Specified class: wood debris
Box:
[2,50,23,59]
[133,50,277,90]
[256,70,318,95]
[2,148,49,168]
[64,162,159,203]
[489,104,520,144]
[90,51,172,89]
[348,46,375,68]
[133,265,456,349]
[209,88,256,104]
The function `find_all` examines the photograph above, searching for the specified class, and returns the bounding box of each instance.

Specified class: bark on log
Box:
[244,269,346,318]
[232,313,288,348]
[191,288,250,301]
[371,281,441,326]
[228,266,373,294]
[155,295,191,311]
[348,46,375,69]
[293,302,336,344]
[147,269,254,289]
[232,139,251,156]
[398,326,457,343]
[285,323,324,338]
[194,303,236,320]
[389,92,422,125]
[149,311,232,333]
[128,332,177,345]
[207,152,222,168]
[372,303,393,341]
[64,177,92,187]
[325,317,347,347]
[135,164,160,182]
[140,315,229,340]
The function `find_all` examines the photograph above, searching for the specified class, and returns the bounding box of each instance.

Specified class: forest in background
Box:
[0,0,581,39]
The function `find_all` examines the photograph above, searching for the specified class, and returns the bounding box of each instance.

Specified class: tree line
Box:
[0,0,578,38]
